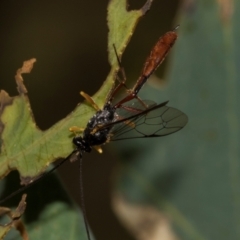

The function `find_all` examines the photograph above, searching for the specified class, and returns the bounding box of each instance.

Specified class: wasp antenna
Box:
[0,154,72,205]
[78,154,92,240]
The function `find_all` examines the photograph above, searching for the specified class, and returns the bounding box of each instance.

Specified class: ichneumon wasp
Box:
[0,27,187,240]
[70,26,187,159]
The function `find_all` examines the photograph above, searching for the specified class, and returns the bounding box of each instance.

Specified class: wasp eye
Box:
[73,136,83,146]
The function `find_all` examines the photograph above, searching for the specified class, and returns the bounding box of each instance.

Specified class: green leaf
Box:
[107,0,153,65]
[0,0,153,183]
[0,59,98,182]
[112,1,240,240]
[0,0,154,239]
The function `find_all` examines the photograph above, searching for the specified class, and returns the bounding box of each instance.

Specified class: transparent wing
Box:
[103,100,188,141]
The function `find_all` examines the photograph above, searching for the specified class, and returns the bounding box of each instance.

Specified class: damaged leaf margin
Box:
[0,0,153,184]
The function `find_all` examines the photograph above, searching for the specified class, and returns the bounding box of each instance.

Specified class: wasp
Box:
[70,27,187,161]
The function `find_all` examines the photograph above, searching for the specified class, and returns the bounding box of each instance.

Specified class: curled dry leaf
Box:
[112,193,178,240]
[0,194,28,240]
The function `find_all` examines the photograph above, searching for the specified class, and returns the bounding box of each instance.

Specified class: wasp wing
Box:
[100,100,188,141]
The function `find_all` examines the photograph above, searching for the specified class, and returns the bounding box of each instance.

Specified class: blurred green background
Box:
[1,0,239,240]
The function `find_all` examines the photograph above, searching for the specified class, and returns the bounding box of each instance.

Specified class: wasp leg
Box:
[93,146,103,154]
[90,124,105,135]
[69,126,85,135]
[80,91,100,111]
